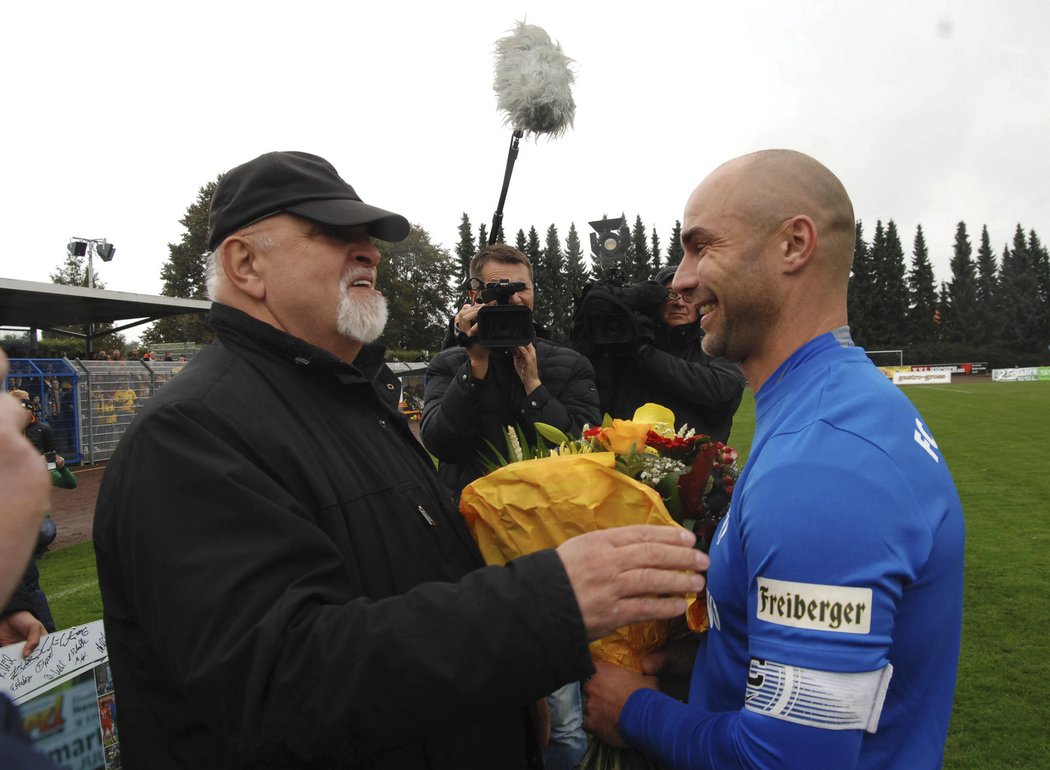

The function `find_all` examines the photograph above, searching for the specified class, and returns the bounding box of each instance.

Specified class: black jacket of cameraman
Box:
[588,319,745,444]
[421,337,601,500]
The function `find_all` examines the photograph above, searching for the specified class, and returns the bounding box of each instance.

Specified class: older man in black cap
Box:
[92,151,708,769]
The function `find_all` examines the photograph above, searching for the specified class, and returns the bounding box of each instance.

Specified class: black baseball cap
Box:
[207,151,411,250]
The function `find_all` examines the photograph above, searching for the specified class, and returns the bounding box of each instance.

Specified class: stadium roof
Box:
[0,277,210,339]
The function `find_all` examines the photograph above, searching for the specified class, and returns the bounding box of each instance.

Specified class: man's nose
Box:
[352,240,381,266]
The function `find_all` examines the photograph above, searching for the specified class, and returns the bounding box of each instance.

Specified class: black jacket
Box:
[420,340,601,499]
[589,320,746,444]
[93,304,593,769]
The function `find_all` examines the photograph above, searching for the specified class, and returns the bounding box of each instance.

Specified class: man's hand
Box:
[512,344,540,394]
[583,660,659,749]
[642,634,702,702]
[0,351,52,609]
[557,525,708,640]
[455,302,491,378]
[0,610,47,657]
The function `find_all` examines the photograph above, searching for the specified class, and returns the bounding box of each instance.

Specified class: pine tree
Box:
[944,222,978,345]
[144,179,217,346]
[847,220,876,346]
[666,221,684,266]
[629,215,652,282]
[515,229,527,253]
[878,220,909,344]
[477,224,489,253]
[650,229,662,273]
[456,214,476,283]
[973,226,999,344]
[524,227,547,330]
[562,223,591,310]
[541,225,568,342]
[1028,229,1050,349]
[907,225,938,344]
[866,221,892,344]
[997,225,1042,352]
[376,225,459,353]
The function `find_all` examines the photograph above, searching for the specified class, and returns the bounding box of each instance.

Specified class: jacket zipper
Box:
[417,505,437,526]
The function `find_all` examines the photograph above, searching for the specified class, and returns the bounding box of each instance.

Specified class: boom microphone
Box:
[487,21,576,244]
[493,21,576,138]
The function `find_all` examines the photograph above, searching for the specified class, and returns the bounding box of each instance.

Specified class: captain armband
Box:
[745,659,893,733]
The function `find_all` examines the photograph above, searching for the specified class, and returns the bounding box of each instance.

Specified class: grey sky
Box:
[1,0,1046,308]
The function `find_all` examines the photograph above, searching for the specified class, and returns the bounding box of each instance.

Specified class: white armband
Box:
[745,659,893,733]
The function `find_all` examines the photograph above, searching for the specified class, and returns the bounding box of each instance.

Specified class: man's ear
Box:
[780,215,817,274]
[217,237,266,300]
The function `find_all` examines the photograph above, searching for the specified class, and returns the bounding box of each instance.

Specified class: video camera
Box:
[571,280,669,352]
[470,278,535,348]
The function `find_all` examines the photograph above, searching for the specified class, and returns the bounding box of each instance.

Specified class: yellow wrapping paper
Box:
[460,452,704,672]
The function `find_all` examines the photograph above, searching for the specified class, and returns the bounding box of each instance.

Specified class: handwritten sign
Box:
[0,620,107,705]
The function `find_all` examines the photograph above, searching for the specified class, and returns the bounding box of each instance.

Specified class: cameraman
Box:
[421,244,600,501]
[574,264,745,443]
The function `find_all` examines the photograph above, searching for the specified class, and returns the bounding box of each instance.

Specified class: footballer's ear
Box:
[215,235,265,300]
[779,215,817,274]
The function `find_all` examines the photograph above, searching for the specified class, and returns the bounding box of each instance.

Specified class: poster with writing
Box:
[0,621,121,769]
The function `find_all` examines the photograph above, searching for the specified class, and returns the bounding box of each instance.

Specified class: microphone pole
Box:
[489,129,524,245]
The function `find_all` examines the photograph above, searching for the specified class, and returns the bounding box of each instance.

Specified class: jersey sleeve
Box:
[738,423,933,673]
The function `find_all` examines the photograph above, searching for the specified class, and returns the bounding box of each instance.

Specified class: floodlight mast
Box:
[67,236,115,356]
[67,236,114,289]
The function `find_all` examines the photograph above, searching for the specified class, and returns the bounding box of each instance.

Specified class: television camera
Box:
[570,216,670,354]
[466,277,536,348]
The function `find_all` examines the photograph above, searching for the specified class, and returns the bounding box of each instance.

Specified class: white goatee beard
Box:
[337,272,388,344]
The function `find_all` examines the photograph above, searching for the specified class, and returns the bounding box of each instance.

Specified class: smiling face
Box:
[243,214,387,360]
[674,162,781,366]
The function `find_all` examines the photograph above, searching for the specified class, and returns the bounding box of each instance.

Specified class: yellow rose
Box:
[598,419,652,454]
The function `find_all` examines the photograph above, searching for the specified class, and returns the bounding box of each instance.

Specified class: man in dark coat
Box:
[421,244,601,500]
[578,265,745,443]
[91,151,707,769]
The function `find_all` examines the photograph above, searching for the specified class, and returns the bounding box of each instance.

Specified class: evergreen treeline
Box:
[849,219,1050,367]
[135,180,1049,367]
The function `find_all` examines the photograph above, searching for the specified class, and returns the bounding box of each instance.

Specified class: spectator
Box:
[421,243,601,501]
[16,397,54,458]
[92,149,706,768]
[582,149,964,770]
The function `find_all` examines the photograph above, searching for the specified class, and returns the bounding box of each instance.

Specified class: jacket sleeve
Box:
[635,347,745,417]
[50,465,77,489]
[419,349,488,462]
[94,402,594,764]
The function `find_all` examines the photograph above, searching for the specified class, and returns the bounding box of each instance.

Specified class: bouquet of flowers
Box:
[458,404,739,769]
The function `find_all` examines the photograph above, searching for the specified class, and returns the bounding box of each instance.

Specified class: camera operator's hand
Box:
[454,302,490,378]
[634,312,658,352]
[511,344,541,395]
